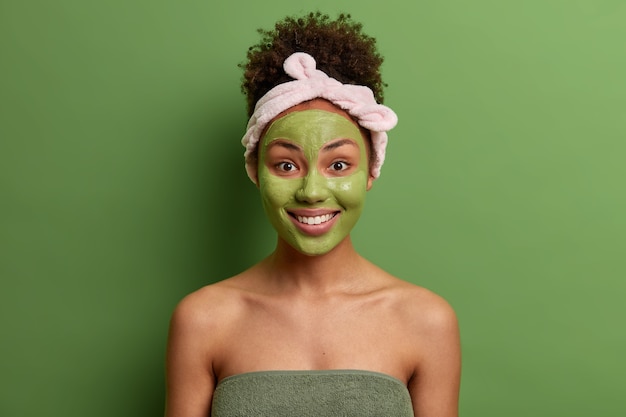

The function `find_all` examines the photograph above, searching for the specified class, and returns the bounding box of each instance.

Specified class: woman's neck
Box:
[262,236,371,295]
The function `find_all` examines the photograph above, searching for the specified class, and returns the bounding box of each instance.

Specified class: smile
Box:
[295,213,337,225]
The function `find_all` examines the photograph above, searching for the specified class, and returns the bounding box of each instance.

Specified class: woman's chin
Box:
[282,233,350,257]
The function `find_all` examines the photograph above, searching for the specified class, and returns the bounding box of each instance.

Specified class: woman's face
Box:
[257,102,373,256]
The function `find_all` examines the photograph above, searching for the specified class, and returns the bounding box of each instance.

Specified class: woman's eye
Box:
[330,161,348,171]
[277,162,296,172]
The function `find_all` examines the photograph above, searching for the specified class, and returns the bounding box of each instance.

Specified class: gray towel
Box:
[211,369,414,417]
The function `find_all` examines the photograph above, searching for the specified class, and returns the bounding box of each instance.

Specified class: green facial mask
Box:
[258,110,370,256]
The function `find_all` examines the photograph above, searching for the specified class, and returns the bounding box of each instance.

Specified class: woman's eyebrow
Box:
[321,139,357,152]
[267,140,302,151]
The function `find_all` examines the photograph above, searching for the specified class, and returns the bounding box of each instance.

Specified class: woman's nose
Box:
[295,170,330,203]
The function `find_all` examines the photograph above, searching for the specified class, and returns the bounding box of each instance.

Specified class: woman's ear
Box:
[366,175,374,191]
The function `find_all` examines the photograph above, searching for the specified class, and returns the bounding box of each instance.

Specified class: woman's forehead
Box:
[273,98,354,120]
[262,110,365,150]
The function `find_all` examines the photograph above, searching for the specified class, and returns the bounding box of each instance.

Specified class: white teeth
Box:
[296,213,335,225]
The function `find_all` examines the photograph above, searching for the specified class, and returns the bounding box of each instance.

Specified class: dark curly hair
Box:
[240,12,386,117]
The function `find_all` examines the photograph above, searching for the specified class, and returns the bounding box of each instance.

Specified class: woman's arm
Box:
[407,297,461,417]
[164,296,216,417]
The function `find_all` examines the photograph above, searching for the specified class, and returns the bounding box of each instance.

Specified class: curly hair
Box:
[240,12,386,117]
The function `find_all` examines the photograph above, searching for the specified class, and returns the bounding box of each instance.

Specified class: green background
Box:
[1,1,624,416]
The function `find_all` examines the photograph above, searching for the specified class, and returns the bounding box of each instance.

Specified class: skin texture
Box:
[164,100,461,417]
[258,109,370,256]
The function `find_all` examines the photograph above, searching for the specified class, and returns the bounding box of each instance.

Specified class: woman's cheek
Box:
[261,177,292,207]
[329,172,368,208]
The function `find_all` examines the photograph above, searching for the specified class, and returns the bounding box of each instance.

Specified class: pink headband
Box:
[242,52,398,184]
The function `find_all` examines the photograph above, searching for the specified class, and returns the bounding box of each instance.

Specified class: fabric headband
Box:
[241,52,398,184]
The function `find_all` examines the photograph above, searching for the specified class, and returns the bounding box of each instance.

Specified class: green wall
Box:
[1,1,624,416]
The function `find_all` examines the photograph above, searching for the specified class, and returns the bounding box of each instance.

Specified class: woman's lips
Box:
[287,209,340,236]
[295,212,336,225]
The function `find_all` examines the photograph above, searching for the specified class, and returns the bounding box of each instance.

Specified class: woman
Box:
[165,12,460,417]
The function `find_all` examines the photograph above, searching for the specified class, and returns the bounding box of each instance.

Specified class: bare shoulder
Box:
[376,269,459,338]
[401,281,456,327]
[383,278,461,416]
[165,271,259,379]
[164,272,260,416]
[169,272,253,334]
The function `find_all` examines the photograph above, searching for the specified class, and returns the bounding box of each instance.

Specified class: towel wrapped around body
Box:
[211,369,414,417]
